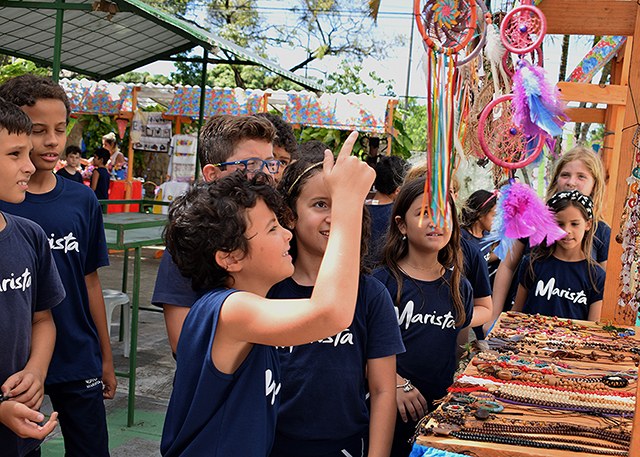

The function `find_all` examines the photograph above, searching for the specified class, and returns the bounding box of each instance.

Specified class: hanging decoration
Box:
[414,0,479,227]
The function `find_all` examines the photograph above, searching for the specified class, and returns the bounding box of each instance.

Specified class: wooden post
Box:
[385,99,398,156]
[600,4,640,325]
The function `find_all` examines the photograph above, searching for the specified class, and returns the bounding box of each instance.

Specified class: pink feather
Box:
[502,182,566,246]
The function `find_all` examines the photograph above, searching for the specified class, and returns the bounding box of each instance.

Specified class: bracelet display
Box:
[396,378,415,392]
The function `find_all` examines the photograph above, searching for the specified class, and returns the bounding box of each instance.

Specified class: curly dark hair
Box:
[197,114,276,167]
[165,171,291,291]
[297,140,330,162]
[0,75,70,121]
[254,113,298,159]
[0,97,32,135]
[277,157,372,273]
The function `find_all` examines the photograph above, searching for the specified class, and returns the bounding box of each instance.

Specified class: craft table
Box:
[416,312,639,457]
[103,211,167,427]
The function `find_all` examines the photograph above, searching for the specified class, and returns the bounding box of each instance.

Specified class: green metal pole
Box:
[193,48,208,182]
[127,247,141,427]
[52,0,64,82]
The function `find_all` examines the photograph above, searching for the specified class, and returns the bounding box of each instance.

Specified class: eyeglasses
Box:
[212,157,281,174]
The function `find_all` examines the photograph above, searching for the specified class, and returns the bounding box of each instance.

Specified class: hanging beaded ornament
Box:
[499,0,547,54]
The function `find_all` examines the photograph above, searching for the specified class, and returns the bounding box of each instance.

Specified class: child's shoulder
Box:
[371,265,393,283]
[0,212,49,250]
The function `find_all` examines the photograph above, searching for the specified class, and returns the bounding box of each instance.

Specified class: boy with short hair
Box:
[254,112,298,182]
[91,147,111,200]
[56,145,83,184]
[153,114,280,354]
[0,75,115,456]
[0,98,64,456]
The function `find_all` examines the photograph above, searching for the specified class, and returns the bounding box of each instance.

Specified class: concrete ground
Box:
[41,248,174,457]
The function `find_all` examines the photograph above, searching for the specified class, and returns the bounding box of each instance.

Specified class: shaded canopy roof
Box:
[0,0,322,91]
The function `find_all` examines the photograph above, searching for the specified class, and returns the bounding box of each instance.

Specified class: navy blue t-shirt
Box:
[267,275,404,448]
[592,221,611,263]
[460,236,492,298]
[151,249,202,308]
[92,167,110,200]
[56,167,83,184]
[519,255,605,320]
[364,203,394,269]
[0,213,65,456]
[161,288,281,457]
[0,176,110,384]
[373,267,473,403]
[461,228,500,286]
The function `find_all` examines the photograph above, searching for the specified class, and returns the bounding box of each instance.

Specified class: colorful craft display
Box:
[499,0,547,54]
[415,312,638,456]
[568,36,627,83]
[59,78,133,115]
[485,181,566,260]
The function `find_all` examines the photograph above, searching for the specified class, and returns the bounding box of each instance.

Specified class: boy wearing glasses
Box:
[153,114,280,355]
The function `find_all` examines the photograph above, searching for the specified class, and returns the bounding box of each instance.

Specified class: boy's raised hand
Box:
[323,131,375,203]
[0,401,58,439]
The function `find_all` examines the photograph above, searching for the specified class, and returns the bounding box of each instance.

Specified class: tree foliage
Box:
[0,58,50,84]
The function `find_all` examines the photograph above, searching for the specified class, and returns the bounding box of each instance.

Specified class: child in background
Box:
[460,189,500,286]
[91,147,111,200]
[0,75,114,457]
[365,155,409,270]
[513,190,605,321]
[161,132,375,457]
[56,145,84,184]
[268,156,404,457]
[492,147,609,328]
[255,113,298,182]
[0,98,63,455]
[373,177,473,457]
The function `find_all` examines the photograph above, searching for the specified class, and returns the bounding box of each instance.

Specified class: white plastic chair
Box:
[102,289,131,358]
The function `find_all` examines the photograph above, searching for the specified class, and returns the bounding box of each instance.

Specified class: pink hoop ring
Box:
[499,4,547,54]
[477,94,545,169]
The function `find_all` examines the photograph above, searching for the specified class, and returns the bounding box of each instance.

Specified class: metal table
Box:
[103,211,167,426]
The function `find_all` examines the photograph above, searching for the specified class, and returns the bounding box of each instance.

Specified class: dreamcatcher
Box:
[477,0,568,258]
[414,0,481,227]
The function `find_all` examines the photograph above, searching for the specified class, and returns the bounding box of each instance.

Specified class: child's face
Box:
[555,205,592,253]
[66,153,80,168]
[93,155,104,166]
[479,206,496,233]
[272,146,292,183]
[293,173,331,258]
[218,139,275,179]
[397,195,452,253]
[556,160,595,197]
[240,199,294,284]
[0,130,35,203]
[21,99,67,172]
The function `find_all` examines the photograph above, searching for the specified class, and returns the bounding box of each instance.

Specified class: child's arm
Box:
[470,296,492,328]
[1,310,55,409]
[395,373,427,423]
[0,402,58,440]
[588,300,602,321]
[220,132,375,347]
[490,240,525,320]
[90,170,99,191]
[366,356,397,457]
[85,271,117,399]
[511,285,528,312]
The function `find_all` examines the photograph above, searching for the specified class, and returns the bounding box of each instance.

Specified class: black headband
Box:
[547,190,594,219]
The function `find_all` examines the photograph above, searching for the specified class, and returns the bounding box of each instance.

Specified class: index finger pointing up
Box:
[335,131,359,162]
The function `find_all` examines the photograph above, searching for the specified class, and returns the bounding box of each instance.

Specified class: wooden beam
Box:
[539,0,636,36]
[557,82,627,105]
[601,5,640,324]
[564,107,606,124]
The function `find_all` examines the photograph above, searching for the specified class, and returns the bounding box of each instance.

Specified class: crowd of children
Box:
[0,73,613,457]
